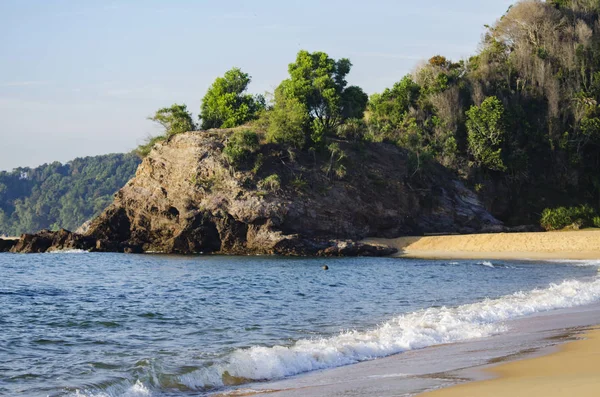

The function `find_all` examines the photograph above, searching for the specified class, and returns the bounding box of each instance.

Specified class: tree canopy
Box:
[274,50,368,145]
[149,104,195,136]
[200,67,265,130]
[0,154,140,235]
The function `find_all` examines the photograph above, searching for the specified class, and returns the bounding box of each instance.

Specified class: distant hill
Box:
[0,153,140,235]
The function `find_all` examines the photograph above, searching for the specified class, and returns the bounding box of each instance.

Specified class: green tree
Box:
[265,88,309,149]
[367,75,421,134]
[276,50,367,142]
[137,104,195,156]
[149,104,196,136]
[200,67,265,130]
[465,96,507,171]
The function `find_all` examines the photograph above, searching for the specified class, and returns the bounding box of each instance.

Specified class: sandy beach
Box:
[420,327,600,397]
[364,229,600,260]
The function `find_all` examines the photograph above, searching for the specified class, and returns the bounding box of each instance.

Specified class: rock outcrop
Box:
[7,130,503,255]
[0,238,17,253]
[9,229,96,253]
[80,130,500,255]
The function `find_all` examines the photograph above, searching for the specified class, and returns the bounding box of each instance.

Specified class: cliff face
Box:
[80,130,501,255]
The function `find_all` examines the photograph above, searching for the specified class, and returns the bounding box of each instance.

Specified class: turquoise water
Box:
[1,253,599,396]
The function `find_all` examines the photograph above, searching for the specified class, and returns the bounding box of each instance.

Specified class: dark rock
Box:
[0,238,17,252]
[10,229,96,253]
[123,245,143,254]
[317,240,398,257]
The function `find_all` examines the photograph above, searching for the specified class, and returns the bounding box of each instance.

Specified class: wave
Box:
[174,276,600,391]
[48,249,88,254]
[478,261,495,268]
[69,276,600,396]
[71,380,150,397]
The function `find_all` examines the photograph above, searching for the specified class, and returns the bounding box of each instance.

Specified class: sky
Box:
[0,0,515,171]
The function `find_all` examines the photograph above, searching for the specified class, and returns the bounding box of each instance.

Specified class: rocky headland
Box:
[2,130,504,255]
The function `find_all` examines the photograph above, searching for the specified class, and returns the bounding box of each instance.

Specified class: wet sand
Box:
[421,327,600,397]
[364,229,600,260]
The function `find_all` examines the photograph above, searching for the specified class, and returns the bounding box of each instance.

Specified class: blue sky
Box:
[0,0,515,171]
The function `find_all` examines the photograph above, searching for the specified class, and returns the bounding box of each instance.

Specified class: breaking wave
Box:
[174,276,600,391]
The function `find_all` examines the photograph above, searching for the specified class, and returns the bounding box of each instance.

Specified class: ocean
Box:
[1,252,599,397]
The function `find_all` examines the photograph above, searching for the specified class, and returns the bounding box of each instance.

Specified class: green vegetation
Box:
[223,130,260,168]
[259,174,281,192]
[200,68,265,130]
[138,0,600,226]
[268,50,368,147]
[0,154,140,235]
[265,89,309,149]
[137,104,196,156]
[540,205,598,230]
[465,97,507,171]
[360,0,600,223]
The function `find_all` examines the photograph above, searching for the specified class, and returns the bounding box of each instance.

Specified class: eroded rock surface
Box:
[80,130,501,255]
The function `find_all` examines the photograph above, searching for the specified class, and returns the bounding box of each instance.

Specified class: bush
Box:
[540,205,598,231]
[223,130,260,168]
[266,90,308,149]
[259,174,281,192]
[594,216,600,228]
[336,118,367,141]
[135,135,166,157]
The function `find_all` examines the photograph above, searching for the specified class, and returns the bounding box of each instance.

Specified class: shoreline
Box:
[213,300,600,397]
[420,326,600,397]
[364,229,600,260]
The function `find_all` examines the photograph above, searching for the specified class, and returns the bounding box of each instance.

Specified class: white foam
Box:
[180,276,600,390]
[478,261,495,268]
[48,249,88,254]
[547,259,600,267]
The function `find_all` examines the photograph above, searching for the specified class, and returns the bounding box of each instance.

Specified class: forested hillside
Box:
[0,153,140,235]
[363,0,600,224]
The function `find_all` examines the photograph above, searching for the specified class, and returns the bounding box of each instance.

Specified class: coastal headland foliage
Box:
[141,0,600,229]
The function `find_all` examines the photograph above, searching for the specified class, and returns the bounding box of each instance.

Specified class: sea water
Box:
[0,253,599,396]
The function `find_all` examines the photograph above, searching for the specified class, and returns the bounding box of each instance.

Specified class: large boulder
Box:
[0,238,17,253]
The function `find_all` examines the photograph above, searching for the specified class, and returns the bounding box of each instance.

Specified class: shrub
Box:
[290,176,308,192]
[266,92,308,149]
[540,205,598,231]
[135,135,166,157]
[259,174,281,192]
[593,216,600,228]
[223,130,260,168]
[336,118,367,141]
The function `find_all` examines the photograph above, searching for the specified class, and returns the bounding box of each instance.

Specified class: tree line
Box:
[0,153,140,236]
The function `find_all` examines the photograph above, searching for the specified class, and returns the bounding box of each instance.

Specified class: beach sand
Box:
[364,229,600,260]
[420,327,600,397]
